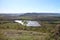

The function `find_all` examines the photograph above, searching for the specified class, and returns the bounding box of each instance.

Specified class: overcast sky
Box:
[0,0,60,13]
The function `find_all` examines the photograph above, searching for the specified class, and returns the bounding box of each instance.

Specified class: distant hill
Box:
[0,13,60,21]
[0,13,60,16]
[19,13,60,21]
[19,13,60,16]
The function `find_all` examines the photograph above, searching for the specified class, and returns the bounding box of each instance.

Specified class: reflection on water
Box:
[15,20,41,27]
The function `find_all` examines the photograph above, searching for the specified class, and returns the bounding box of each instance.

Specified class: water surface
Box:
[15,20,41,27]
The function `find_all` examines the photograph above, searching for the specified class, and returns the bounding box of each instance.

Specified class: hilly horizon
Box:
[19,13,60,16]
[0,13,60,16]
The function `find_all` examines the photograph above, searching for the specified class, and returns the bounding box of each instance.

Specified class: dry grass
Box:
[0,29,49,40]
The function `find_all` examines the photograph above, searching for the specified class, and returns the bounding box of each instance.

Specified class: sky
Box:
[0,0,60,13]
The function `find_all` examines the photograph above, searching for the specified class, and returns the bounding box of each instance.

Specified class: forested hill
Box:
[0,13,60,21]
[0,13,60,16]
[19,13,60,16]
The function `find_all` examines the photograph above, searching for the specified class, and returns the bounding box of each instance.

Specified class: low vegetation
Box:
[0,14,60,40]
[0,20,60,40]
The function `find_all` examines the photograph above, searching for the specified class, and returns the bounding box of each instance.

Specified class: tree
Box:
[22,20,27,30]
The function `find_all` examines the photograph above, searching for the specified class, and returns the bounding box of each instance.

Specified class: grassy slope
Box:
[0,14,60,40]
[0,15,60,40]
[0,29,50,40]
[0,21,58,40]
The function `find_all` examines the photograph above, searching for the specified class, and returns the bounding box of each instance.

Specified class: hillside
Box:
[19,13,60,16]
[19,13,60,21]
[0,13,60,21]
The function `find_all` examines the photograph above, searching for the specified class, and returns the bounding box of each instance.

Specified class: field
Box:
[0,14,60,40]
[0,29,50,40]
[0,20,60,40]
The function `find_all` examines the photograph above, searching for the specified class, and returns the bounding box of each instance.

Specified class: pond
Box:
[15,20,41,27]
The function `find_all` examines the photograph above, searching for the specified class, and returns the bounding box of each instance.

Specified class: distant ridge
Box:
[0,13,60,21]
[0,13,60,16]
[19,13,60,16]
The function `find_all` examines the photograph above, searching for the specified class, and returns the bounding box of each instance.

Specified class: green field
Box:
[0,20,60,40]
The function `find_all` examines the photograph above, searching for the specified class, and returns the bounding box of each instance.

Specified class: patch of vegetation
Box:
[0,20,60,40]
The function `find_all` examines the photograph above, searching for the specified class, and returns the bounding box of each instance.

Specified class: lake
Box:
[15,20,41,27]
